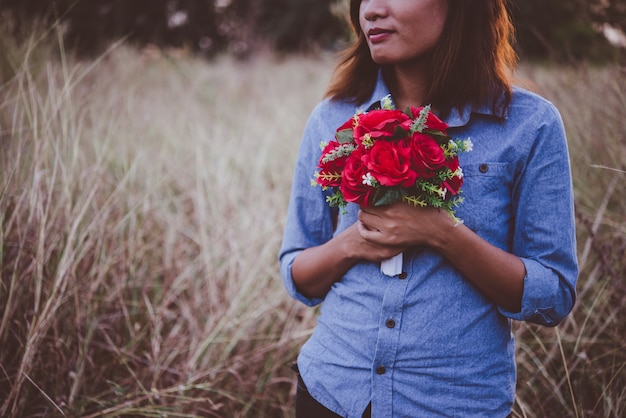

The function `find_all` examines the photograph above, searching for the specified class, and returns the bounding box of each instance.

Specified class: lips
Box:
[367,27,393,43]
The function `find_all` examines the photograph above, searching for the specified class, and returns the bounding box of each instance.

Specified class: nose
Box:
[361,0,388,21]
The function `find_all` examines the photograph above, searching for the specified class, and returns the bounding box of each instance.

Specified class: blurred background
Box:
[0,1,625,417]
[1,0,625,61]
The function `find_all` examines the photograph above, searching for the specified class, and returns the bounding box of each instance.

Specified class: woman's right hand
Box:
[344,222,406,262]
[291,223,405,299]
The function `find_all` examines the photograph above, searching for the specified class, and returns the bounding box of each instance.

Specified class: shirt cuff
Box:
[280,250,324,307]
[498,257,573,327]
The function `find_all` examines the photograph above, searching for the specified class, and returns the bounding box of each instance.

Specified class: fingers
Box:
[358,217,396,248]
[357,206,379,229]
[355,221,404,261]
[357,203,426,247]
[357,219,378,237]
[358,205,403,240]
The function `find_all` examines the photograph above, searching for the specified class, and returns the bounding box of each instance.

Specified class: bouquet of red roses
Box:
[315,95,472,222]
[314,95,472,275]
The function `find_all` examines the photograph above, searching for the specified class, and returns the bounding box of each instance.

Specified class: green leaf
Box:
[373,187,404,206]
[410,104,432,133]
[335,129,354,144]
[403,194,428,207]
[392,125,409,140]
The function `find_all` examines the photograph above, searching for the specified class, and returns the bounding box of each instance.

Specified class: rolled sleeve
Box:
[500,258,576,326]
[279,249,324,306]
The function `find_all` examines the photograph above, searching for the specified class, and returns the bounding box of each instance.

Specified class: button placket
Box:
[371,260,410,414]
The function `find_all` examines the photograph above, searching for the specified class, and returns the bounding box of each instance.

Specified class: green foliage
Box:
[335,128,355,144]
[410,104,432,133]
[373,187,404,207]
[326,190,347,211]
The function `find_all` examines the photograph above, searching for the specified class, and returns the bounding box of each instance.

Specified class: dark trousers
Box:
[292,364,510,418]
[293,364,371,418]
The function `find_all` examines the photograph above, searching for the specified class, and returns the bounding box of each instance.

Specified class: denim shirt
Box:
[279,75,578,417]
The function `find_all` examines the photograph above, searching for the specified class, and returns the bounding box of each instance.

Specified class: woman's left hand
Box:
[359,202,525,313]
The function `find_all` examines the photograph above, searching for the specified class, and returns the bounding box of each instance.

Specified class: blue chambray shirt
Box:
[279,74,578,418]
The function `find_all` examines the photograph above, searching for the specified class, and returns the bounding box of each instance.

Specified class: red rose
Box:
[336,116,356,133]
[317,141,350,188]
[340,148,374,206]
[354,109,411,145]
[441,156,464,195]
[408,132,446,178]
[409,106,448,134]
[364,139,417,187]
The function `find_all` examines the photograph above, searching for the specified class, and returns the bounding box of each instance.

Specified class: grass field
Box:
[1,30,625,417]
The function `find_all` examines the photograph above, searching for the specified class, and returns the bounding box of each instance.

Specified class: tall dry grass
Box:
[0,28,625,417]
[511,64,626,418]
[0,28,326,416]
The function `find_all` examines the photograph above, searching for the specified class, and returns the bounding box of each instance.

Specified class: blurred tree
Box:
[171,0,223,54]
[0,0,623,61]
[0,0,227,56]
[509,0,624,61]
[214,0,343,56]
[65,0,169,53]
[256,0,343,51]
[592,0,626,32]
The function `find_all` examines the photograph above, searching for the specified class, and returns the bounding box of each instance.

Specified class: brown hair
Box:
[325,0,518,117]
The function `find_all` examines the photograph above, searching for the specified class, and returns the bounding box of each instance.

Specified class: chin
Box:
[370,54,395,65]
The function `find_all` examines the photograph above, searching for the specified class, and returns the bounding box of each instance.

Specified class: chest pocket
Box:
[457,162,514,243]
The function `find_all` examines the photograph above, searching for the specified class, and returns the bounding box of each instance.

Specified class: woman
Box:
[279,0,578,417]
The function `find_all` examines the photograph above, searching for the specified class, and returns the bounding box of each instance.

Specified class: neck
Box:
[384,62,430,110]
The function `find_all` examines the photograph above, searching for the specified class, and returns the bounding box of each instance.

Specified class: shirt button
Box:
[376,365,386,375]
[398,271,407,279]
[386,319,396,328]
[479,163,489,173]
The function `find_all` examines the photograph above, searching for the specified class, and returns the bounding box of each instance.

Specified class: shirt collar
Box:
[361,71,505,128]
